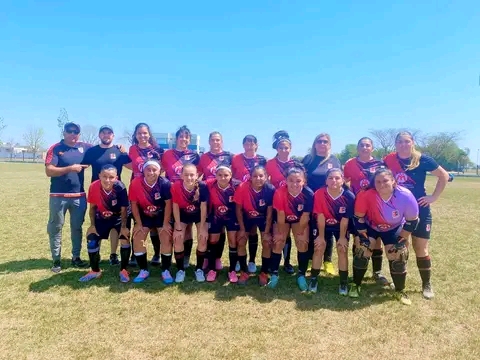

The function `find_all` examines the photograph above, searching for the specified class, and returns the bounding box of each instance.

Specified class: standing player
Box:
[351,168,419,305]
[79,165,130,282]
[205,166,241,283]
[128,123,164,266]
[265,130,296,274]
[302,133,341,275]
[45,122,91,272]
[234,165,275,285]
[231,135,267,273]
[162,125,200,269]
[270,166,314,290]
[171,164,209,283]
[384,131,449,299]
[82,125,132,265]
[198,131,234,271]
[312,168,355,294]
[128,160,173,283]
[343,137,389,286]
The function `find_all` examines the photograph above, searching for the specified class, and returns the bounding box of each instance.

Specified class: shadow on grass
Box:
[0,258,53,273]
[24,260,395,311]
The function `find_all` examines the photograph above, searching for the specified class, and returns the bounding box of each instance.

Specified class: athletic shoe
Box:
[175,270,186,283]
[238,271,249,285]
[195,269,205,282]
[258,272,269,286]
[373,272,390,287]
[323,261,335,275]
[339,284,348,296]
[150,255,161,266]
[79,270,102,282]
[119,269,130,283]
[235,261,240,272]
[267,274,279,288]
[348,284,361,298]
[51,260,61,273]
[283,263,294,274]
[109,254,119,265]
[202,258,209,270]
[133,269,149,283]
[71,257,88,268]
[183,256,190,269]
[129,256,137,267]
[248,262,257,274]
[297,275,308,292]
[228,271,238,283]
[206,270,217,282]
[308,278,318,293]
[422,283,434,300]
[215,259,223,271]
[162,270,174,285]
[396,291,412,305]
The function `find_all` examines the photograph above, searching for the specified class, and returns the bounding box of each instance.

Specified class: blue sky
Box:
[1,1,479,160]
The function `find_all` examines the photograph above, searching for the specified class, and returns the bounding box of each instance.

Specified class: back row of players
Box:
[72,123,449,305]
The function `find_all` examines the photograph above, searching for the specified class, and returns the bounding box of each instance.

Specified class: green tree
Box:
[23,126,45,162]
[338,144,357,164]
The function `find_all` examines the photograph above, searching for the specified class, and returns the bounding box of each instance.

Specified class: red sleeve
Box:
[161,150,169,172]
[354,189,369,215]
[231,154,242,180]
[128,179,140,202]
[313,189,325,215]
[343,159,354,180]
[273,187,285,212]
[171,181,181,204]
[87,181,98,204]
[45,143,60,166]
[233,182,246,205]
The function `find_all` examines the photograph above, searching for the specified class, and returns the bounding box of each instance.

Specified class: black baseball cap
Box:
[64,122,81,132]
[99,125,114,133]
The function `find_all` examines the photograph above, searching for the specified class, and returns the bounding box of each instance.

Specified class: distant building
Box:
[0,143,46,161]
[153,132,201,152]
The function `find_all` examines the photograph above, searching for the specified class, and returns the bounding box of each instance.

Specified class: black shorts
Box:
[140,213,165,229]
[367,226,401,246]
[309,227,349,243]
[208,218,239,234]
[412,206,432,239]
[244,217,267,233]
[348,218,358,237]
[95,216,122,239]
[180,211,201,225]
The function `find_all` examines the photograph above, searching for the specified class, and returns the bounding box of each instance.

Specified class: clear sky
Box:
[1,1,479,160]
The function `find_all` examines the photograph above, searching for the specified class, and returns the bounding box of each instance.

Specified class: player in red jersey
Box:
[384,131,449,300]
[198,132,233,271]
[343,137,389,287]
[270,166,314,290]
[205,166,241,283]
[162,125,201,269]
[128,123,164,267]
[231,135,267,274]
[79,165,130,282]
[171,163,209,283]
[234,165,275,285]
[312,168,355,294]
[129,160,173,284]
[265,130,296,274]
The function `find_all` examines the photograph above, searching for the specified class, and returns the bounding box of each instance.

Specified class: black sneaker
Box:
[109,254,119,265]
[71,257,88,268]
[283,263,295,274]
[51,260,62,273]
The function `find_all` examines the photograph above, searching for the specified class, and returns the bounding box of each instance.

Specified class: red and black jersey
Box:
[129,176,171,217]
[273,185,314,223]
[198,151,233,180]
[231,153,267,182]
[128,144,164,179]
[233,181,275,220]
[265,157,296,189]
[206,178,241,221]
[313,188,355,229]
[87,180,129,219]
[171,180,209,216]
[343,157,384,195]
[161,149,200,183]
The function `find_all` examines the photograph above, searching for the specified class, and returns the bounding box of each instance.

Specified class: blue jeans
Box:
[47,196,87,261]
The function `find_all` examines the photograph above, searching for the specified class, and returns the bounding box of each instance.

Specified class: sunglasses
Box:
[316,139,329,144]
[65,129,80,135]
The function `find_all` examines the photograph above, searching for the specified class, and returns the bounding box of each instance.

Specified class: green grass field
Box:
[1,163,480,360]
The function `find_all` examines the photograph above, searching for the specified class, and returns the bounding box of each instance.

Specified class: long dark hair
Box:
[132,123,159,148]
[325,167,350,191]
[176,125,191,140]
[369,168,396,190]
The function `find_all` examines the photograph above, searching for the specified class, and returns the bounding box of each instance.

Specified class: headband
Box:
[216,165,232,173]
[143,160,161,171]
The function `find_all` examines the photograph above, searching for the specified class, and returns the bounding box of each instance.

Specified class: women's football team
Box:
[80,123,449,305]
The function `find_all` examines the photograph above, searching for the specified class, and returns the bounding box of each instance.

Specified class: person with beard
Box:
[82,125,132,265]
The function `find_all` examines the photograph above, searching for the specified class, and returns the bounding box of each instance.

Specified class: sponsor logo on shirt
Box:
[110,153,116,160]
[286,215,298,222]
[392,210,399,218]
[248,211,259,218]
[154,192,161,200]
[218,205,228,214]
[360,179,370,189]
[186,205,196,212]
[146,205,157,214]
[326,218,338,225]
[396,173,408,183]
[174,166,182,175]
[327,163,332,169]
[102,211,113,218]
[377,223,391,230]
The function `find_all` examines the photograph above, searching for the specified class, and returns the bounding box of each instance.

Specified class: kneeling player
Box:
[171,164,209,283]
[312,168,355,294]
[129,160,174,284]
[80,165,130,282]
[234,165,275,285]
[270,166,314,290]
[351,168,419,305]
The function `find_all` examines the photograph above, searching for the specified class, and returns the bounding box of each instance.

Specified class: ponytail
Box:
[193,179,200,202]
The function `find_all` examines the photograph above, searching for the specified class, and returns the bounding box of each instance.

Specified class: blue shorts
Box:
[412,206,432,239]
[208,218,239,234]
[367,226,401,246]
[95,216,122,239]
[244,217,267,233]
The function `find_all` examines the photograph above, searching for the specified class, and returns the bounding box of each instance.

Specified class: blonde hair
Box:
[395,131,421,170]
[311,133,331,165]
[182,163,200,202]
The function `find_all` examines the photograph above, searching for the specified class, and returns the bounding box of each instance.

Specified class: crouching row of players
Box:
[81,159,419,304]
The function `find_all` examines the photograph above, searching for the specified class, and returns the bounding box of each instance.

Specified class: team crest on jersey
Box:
[218,205,228,214]
[58,151,64,156]
[242,174,250,182]
[426,224,431,232]
[229,196,234,202]
[279,180,287,187]
[297,204,304,211]
[392,210,399,218]
[339,207,346,214]
[174,166,182,175]
[112,199,117,206]
[78,147,84,154]
[327,163,332,169]
[110,153,116,160]
[395,173,408,183]
[259,199,265,206]
[147,152,153,158]
[369,167,376,173]
[377,223,391,230]
[249,211,259,217]
[102,211,113,218]
[185,155,190,161]
[154,192,161,200]
[218,156,224,161]
[326,219,338,225]
[286,215,298,222]
[211,167,217,175]
[360,179,370,189]
[186,205,196,213]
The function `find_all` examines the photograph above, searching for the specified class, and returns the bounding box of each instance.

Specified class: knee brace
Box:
[353,246,370,270]
[358,233,372,251]
[87,235,100,253]
[390,243,409,274]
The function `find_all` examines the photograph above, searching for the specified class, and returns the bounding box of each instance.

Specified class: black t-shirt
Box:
[302,154,342,192]
[82,145,131,182]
